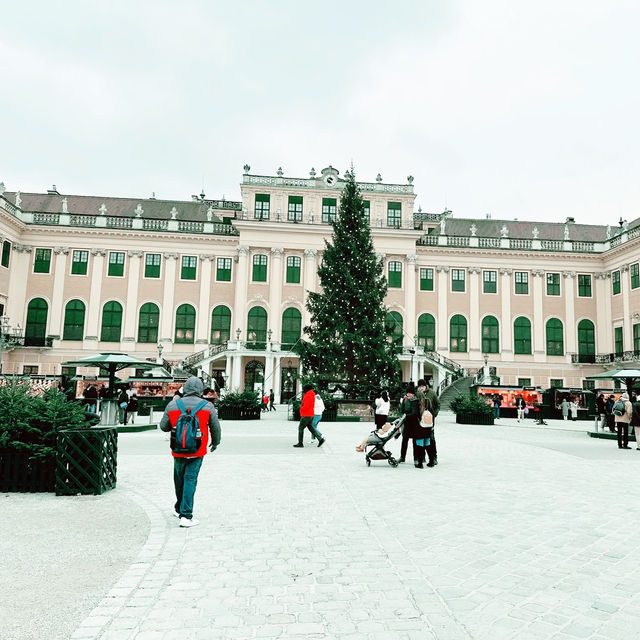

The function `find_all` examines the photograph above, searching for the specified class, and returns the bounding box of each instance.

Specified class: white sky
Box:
[1,0,639,225]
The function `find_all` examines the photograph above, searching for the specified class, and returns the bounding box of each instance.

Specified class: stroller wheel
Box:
[366,458,371,466]
[388,457,398,467]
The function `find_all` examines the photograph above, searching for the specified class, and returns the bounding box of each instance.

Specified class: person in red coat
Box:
[293,383,325,448]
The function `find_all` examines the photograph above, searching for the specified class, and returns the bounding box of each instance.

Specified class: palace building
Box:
[0,166,639,402]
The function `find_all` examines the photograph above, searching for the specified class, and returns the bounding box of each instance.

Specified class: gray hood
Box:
[183,376,204,397]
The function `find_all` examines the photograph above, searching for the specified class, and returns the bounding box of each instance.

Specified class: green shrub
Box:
[449,393,494,417]
[216,389,260,411]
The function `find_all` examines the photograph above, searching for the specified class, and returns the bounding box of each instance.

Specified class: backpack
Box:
[402,396,421,418]
[612,399,626,417]
[171,398,207,454]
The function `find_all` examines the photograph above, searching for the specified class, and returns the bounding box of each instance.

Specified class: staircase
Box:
[439,376,474,412]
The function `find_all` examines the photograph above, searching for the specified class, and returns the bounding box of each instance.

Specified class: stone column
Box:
[500,268,513,356]
[6,245,32,327]
[273,356,282,403]
[303,249,317,328]
[563,271,577,355]
[49,247,69,340]
[160,253,178,343]
[405,254,417,341]
[224,357,232,389]
[84,249,106,343]
[468,267,481,357]
[436,266,449,352]
[621,264,632,350]
[233,246,250,336]
[595,273,612,353]
[231,353,242,390]
[196,254,214,344]
[269,248,284,341]
[122,250,142,343]
[264,354,274,397]
[532,269,545,361]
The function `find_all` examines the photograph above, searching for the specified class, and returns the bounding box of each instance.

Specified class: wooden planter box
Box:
[455,412,495,425]
[0,450,56,492]
[217,406,262,420]
[55,427,118,496]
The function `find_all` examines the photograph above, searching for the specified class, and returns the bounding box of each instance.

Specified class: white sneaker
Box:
[179,517,199,528]
[171,510,179,518]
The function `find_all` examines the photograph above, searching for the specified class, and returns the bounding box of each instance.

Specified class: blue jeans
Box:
[173,457,203,519]
[311,415,323,438]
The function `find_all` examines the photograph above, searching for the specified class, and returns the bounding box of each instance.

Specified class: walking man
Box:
[269,389,276,411]
[293,383,324,447]
[160,376,221,527]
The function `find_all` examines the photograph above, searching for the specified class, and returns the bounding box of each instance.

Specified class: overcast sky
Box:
[2,0,639,225]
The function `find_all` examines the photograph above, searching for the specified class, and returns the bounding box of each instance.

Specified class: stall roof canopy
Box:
[62,353,158,372]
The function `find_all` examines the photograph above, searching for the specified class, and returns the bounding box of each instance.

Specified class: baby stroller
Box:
[365,415,405,467]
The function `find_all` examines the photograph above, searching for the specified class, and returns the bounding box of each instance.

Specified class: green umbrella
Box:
[586,369,640,396]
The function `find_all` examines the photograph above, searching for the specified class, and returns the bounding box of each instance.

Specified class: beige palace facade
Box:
[0,166,639,402]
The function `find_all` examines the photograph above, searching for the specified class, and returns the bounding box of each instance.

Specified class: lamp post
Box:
[236,328,241,340]
[156,343,164,365]
[0,315,18,374]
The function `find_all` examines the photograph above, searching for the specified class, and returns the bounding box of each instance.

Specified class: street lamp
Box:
[236,328,241,340]
[267,329,273,342]
[156,343,164,365]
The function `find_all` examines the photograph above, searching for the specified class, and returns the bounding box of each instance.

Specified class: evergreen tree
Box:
[296,169,401,395]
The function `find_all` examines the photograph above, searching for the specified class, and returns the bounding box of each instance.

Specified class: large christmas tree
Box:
[296,169,401,396]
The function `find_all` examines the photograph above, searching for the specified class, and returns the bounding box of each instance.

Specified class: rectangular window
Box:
[634,323,640,352]
[61,366,77,378]
[255,194,270,219]
[631,263,640,289]
[252,254,267,282]
[23,365,39,375]
[578,274,592,297]
[216,257,232,282]
[517,378,531,387]
[546,272,560,295]
[71,250,89,275]
[582,380,595,390]
[181,255,197,280]
[388,261,402,288]
[286,256,301,283]
[362,200,370,224]
[1,240,10,268]
[386,202,402,227]
[515,271,529,295]
[322,198,337,223]
[612,270,620,295]
[550,379,563,389]
[34,248,52,273]
[483,270,497,294]
[452,269,465,292]
[420,267,434,291]
[144,253,161,278]
[614,326,623,356]
[108,251,125,277]
[287,196,303,222]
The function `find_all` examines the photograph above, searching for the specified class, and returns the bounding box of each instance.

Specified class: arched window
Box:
[247,306,267,344]
[25,298,48,346]
[546,318,564,356]
[138,303,159,343]
[577,319,595,361]
[385,311,403,350]
[100,301,122,342]
[417,313,435,351]
[481,316,499,354]
[211,305,231,344]
[244,360,264,391]
[62,300,85,341]
[281,308,302,348]
[450,315,467,352]
[513,317,532,354]
[175,304,196,344]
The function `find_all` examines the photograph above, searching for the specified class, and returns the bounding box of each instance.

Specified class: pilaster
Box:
[123,250,142,342]
[49,247,69,340]
[160,253,178,342]
[196,255,214,343]
[84,249,106,343]
[436,266,449,351]
[500,268,513,356]
[269,248,284,340]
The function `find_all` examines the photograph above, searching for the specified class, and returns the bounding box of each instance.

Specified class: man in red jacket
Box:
[294,383,325,448]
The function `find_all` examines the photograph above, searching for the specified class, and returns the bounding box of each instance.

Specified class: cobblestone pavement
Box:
[25,411,640,639]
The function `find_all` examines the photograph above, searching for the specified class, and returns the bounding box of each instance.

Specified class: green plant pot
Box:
[0,450,56,492]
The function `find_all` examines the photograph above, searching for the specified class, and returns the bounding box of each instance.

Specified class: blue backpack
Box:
[171,399,207,454]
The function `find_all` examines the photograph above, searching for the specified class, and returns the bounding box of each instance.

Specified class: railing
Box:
[479,237,500,248]
[242,174,414,194]
[510,239,532,250]
[211,223,238,235]
[570,353,596,364]
[413,212,443,223]
[70,215,96,227]
[178,221,204,233]
[33,213,60,225]
[106,217,133,229]
[540,240,563,251]
[594,350,640,364]
[448,236,470,247]
[182,342,229,368]
[22,336,54,347]
[143,219,169,231]
[1,199,18,214]
[572,241,595,252]
[203,199,242,211]
[417,234,438,246]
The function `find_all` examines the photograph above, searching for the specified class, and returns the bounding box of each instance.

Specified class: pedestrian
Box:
[84,384,98,414]
[159,376,221,527]
[606,394,616,432]
[613,392,633,449]
[595,393,606,430]
[417,379,440,467]
[293,384,324,448]
[374,390,390,430]
[269,389,276,411]
[516,395,526,422]
[98,384,108,400]
[493,394,502,419]
[631,395,640,451]
[117,388,129,424]
[311,392,325,441]
[561,397,569,421]
[400,382,425,468]
[569,399,578,421]
[127,393,139,424]
[261,392,269,412]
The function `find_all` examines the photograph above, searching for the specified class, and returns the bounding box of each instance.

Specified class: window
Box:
[452,269,465,292]
[362,200,370,224]
[614,326,623,356]
[546,273,560,296]
[181,255,197,280]
[634,323,640,352]
[517,378,531,387]
[546,318,564,356]
[582,380,595,390]
[417,313,435,351]
[23,365,39,375]
[515,271,529,294]
[420,268,434,291]
[216,257,232,282]
[481,316,499,353]
[387,202,402,227]
[513,317,532,355]
[385,312,403,350]
[175,304,196,344]
[247,306,267,343]
[286,256,301,283]
[287,196,303,222]
[483,270,497,294]
[34,248,52,273]
[62,300,85,341]
[1,240,11,268]
[211,305,231,344]
[322,198,337,223]
[550,379,563,389]
[137,303,159,343]
[578,274,592,297]
[577,319,595,360]
[25,298,48,346]
[388,261,402,288]
[108,252,125,277]
[450,315,467,352]
[61,366,77,378]
[631,263,640,289]
[612,270,620,295]
[71,250,88,275]
[255,193,270,219]
[100,301,122,342]
[252,254,268,282]
[281,308,302,348]
[145,253,161,278]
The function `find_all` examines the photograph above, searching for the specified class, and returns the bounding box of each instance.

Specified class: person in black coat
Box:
[399,382,424,468]
[117,389,129,424]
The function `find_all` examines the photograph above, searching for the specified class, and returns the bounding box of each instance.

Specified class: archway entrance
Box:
[280,364,298,403]
[244,359,264,393]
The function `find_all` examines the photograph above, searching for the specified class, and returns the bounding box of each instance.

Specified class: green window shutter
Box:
[385,312,403,350]
[255,194,270,219]
[322,198,337,223]
[25,298,48,346]
[417,313,435,351]
[513,317,532,354]
[631,263,640,289]
[577,319,595,356]
[71,250,89,275]
[252,254,267,282]
[452,269,465,292]
[34,248,52,273]
[515,271,529,294]
[211,305,231,344]
[483,271,497,293]
[546,273,560,295]
[175,304,196,344]
[481,316,499,353]
[108,252,125,276]
[216,258,232,281]
[286,256,301,283]
[100,301,122,342]
[181,255,197,280]
[612,271,620,294]
[450,315,467,352]
[1,241,11,268]
[614,326,623,355]
[63,300,85,340]
[546,318,564,355]
[137,303,159,343]
[578,274,592,297]
[550,379,563,389]
[247,306,268,343]
[287,196,303,222]
[362,200,370,224]
[388,261,402,288]
[633,323,640,351]
[419,268,434,291]
[517,378,531,387]
[145,253,161,278]
[281,308,302,347]
[386,202,401,227]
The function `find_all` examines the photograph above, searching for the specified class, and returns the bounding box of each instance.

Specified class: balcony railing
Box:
[592,350,640,364]
[20,336,54,348]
